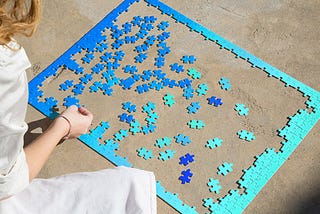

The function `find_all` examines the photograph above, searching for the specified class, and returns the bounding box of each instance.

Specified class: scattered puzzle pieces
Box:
[159,150,176,161]
[235,103,249,116]
[179,153,195,166]
[179,169,193,184]
[137,147,154,160]
[207,178,222,194]
[217,162,234,176]
[237,130,256,141]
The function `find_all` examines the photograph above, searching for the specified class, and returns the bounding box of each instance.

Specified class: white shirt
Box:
[0,43,157,213]
[0,42,30,200]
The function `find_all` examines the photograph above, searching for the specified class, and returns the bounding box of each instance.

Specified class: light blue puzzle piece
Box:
[218,162,233,176]
[206,138,223,149]
[158,149,176,161]
[155,137,172,148]
[207,178,222,194]
[137,147,154,160]
[235,103,249,116]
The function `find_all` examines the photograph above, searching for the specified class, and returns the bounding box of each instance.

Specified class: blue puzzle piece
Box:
[142,102,156,114]
[63,95,80,107]
[181,55,196,64]
[114,129,129,141]
[174,134,191,146]
[187,102,201,114]
[122,102,137,113]
[196,83,208,96]
[183,86,194,100]
[157,21,169,31]
[179,169,193,184]
[207,96,223,107]
[179,153,195,166]
[59,80,74,91]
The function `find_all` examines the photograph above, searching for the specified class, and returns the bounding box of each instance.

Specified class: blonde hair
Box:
[0,0,41,46]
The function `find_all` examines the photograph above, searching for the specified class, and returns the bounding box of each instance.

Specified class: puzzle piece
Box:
[157,21,169,31]
[179,153,195,166]
[219,77,232,91]
[59,80,74,91]
[118,113,135,124]
[179,169,193,184]
[141,125,156,135]
[163,93,175,107]
[188,120,205,129]
[158,150,176,161]
[129,121,141,135]
[155,137,172,148]
[122,102,137,113]
[181,55,196,64]
[137,147,154,160]
[183,86,194,100]
[170,63,184,73]
[235,103,249,116]
[89,121,110,139]
[187,68,201,79]
[207,178,222,194]
[217,162,234,176]
[187,102,201,114]
[114,129,129,141]
[237,130,256,141]
[196,83,208,96]
[103,139,119,151]
[207,96,223,107]
[63,95,80,107]
[206,138,223,149]
[142,102,156,114]
[174,134,192,146]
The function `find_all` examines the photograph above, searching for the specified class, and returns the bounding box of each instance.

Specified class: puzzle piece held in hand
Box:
[158,150,176,161]
[179,153,195,166]
[235,103,249,116]
[217,162,233,176]
[137,147,154,160]
[179,169,193,184]
[237,130,255,141]
[207,178,222,194]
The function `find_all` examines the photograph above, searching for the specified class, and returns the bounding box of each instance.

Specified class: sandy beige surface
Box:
[20,0,319,213]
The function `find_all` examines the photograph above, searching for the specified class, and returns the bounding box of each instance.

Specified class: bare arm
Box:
[24,106,93,181]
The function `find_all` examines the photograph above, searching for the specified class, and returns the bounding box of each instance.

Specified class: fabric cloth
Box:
[0,43,157,213]
[0,42,30,200]
[0,166,157,214]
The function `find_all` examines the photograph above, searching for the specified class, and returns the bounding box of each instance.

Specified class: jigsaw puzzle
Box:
[28,0,320,213]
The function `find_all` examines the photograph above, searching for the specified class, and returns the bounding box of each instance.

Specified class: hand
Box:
[59,105,93,139]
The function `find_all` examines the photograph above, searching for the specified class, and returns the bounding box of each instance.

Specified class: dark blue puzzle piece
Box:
[207,96,223,107]
[179,153,195,166]
[179,169,193,184]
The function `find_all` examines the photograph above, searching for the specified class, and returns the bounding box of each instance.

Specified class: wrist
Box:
[47,116,70,140]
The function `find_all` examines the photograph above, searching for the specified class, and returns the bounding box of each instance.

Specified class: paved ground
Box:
[20,0,319,213]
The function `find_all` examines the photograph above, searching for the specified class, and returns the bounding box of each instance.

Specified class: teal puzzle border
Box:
[28,0,320,213]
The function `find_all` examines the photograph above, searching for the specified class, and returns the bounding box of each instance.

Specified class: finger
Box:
[78,106,90,115]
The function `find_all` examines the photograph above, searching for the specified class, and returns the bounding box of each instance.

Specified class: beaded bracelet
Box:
[57,115,71,139]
